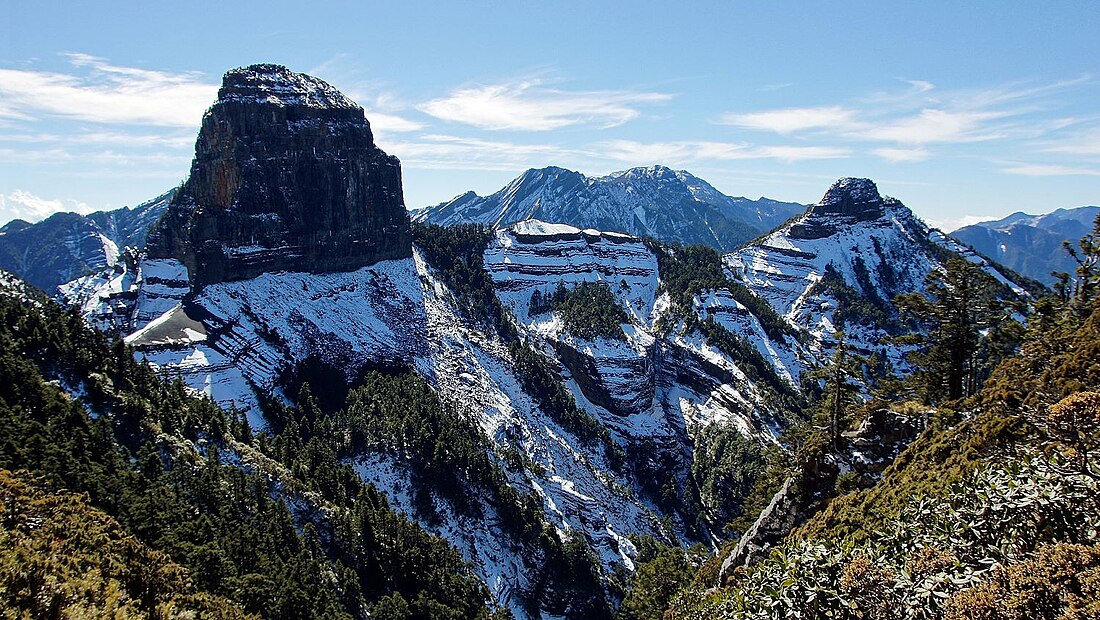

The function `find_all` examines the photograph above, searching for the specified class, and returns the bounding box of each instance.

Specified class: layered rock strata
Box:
[147,64,411,286]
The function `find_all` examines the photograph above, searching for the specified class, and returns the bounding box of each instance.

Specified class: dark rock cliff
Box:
[147,64,411,286]
[789,177,893,240]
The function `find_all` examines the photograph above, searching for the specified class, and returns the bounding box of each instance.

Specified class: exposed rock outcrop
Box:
[840,407,926,479]
[789,177,892,240]
[147,64,411,286]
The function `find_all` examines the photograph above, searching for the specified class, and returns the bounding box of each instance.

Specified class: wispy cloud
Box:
[419,80,672,131]
[720,103,1007,145]
[386,134,585,171]
[0,145,189,167]
[304,53,424,135]
[926,213,992,232]
[365,112,424,134]
[1000,163,1100,177]
[872,147,931,163]
[597,140,849,165]
[0,189,90,222]
[716,78,1093,165]
[1040,126,1100,156]
[0,53,217,127]
[753,145,851,162]
[858,109,1008,144]
[717,106,856,134]
[0,130,196,149]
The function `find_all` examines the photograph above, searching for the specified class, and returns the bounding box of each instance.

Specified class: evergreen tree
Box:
[807,332,864,451]
[1055,212,1100,318]
[896,258,1017,403]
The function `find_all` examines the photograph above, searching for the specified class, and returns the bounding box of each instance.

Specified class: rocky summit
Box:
[788,177,890,240]
[146,64,411,286]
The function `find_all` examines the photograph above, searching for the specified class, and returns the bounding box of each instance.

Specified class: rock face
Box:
[789,177,890,240]
[147,64,411,286]
[729,177,1032,378]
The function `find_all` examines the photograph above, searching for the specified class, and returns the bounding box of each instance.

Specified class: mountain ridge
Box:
[25,63,1045,619]
[0,190,173,292]
[414,164,805,251]
[950,204,1099,284]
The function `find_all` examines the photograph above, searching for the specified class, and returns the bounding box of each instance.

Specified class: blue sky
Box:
[1,1,1098,230]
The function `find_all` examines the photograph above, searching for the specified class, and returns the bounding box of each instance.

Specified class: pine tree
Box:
[896,258,1013,403]
[1055,212,1100,318]
[807,332,864,450]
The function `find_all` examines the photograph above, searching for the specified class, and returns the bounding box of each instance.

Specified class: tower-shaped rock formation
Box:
[148,64,411,285]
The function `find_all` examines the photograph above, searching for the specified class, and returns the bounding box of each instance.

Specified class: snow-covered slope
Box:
[416,165,804,251]
[728,178,1029,363]
[58,256,190,334]
[54,176,1041,619]
[0,190,173,292]
[56,222,814,616]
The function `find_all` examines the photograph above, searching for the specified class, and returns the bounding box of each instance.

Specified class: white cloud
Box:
[419,80,671,131]
[385,134,584,171]
[0,130,196,149]
[926,214,992,232]
[753,145,851,162]
[716,106,857,134]
[1041,128,1100,156]
[0,190,89,223]
[873,147,932,163]
[0,147,74,163]
[0,53,217,127]
[858,109,1007,144]
[904,80,936,93]
[713,78,1090,164]
[1000,163,1100,177]
[364,111,424,134]
[596,140,849,165]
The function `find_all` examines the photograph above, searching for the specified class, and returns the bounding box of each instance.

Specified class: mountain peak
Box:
[815,177,884,218]
[219,64,360,112]
[518,165,581,179]
[788,178,897,240]
[146,64,411,286]
[417,165,805,249]
[612,164,681,180]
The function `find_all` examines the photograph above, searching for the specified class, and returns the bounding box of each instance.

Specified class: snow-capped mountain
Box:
[49,64,1039,619]
[62,218,811,616]
[728,177,1031,363]
[0,190,173,292]
[414,165,804,251]
[950,205,1099,284]
[59,188,1032,616]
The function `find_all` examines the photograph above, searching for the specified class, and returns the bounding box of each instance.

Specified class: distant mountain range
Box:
[0,190,173,291]
[413,165,805,251]
[950,205,1099,284]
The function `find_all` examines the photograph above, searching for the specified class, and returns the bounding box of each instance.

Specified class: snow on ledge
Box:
[510,219,582,237]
